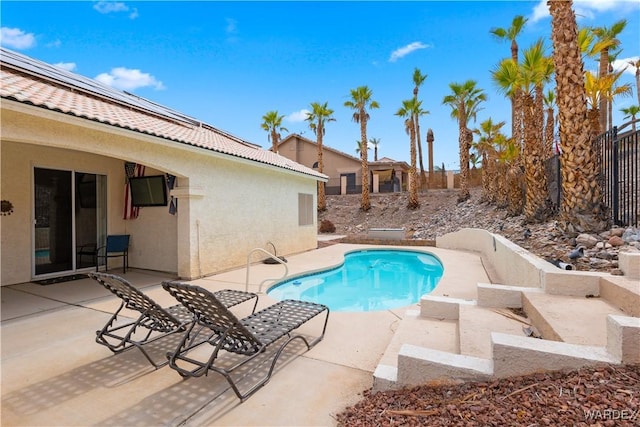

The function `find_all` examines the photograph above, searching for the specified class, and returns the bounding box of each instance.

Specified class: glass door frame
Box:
[32,165,107,279]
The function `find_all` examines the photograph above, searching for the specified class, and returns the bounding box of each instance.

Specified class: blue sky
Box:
[2,1,639,170]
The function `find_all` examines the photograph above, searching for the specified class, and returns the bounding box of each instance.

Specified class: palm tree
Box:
[260,111,288,153]
[473,118,506,203]
[501,136,525,215]
[490,15,528,140]
[493,133,516,208]
[355,140,368,155]
[543,89,556,157]
[628,58,640,106]
[585,69,633,135]
[520,39,554,222]
[620,105,640,132]
[491,58,525,214]
[344,86,379,211]
[591,19,627,131]
[549,0,606,232]
[442,80,486,202]
[396,98,422,209]
[412,68,429,187]
[369,137,381,161]
[306,102,335,211]
[607,49,623,132]
[492,39,553,222]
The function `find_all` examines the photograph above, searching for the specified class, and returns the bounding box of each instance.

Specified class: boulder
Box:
[608,235,624,247]
[575,233,599,249]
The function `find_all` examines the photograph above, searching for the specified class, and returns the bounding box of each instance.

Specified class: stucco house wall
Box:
[278,134,409,194]
[1,48,324,286]
[278,134,362,194]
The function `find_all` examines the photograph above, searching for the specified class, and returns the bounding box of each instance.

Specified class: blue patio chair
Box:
[96,235,130,273]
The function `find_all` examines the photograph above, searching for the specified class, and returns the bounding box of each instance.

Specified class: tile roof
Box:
[280,133,362,162]
[0,48,326,180]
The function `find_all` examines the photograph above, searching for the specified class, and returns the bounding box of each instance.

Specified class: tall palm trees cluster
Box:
[458,4,636,231]
[262,0,638,233]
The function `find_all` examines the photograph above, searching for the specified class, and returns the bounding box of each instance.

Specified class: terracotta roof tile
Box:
[0,48,326,180]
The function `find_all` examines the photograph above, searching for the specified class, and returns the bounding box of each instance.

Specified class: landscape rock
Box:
[576,233,600,248]
[610,227,625,237]
[608,235,624,246]
[336,365,640,427]
[319,188,636,274]
[623,227,640,243]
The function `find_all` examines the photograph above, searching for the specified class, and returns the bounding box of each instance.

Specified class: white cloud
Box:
[226,18,238,35]
[286,109,310,122]
[574,0,632,12]
[531,0,640,23]
[93,1,138,19]
[94,1,128,13]
[46,39,62,48]
[54,62,76,72]
[530,1,549,23]
[612,56,639,76]
[94,67,165,91]
[389,41,430,63]
[0,27,36,49]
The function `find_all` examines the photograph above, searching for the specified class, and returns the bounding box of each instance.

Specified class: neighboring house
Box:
[0,48,327,286]
[277,134,409,195]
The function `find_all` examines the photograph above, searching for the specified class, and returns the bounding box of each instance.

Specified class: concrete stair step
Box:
[378,309,459,368]
[458,304,531,359]
[522,291,627,346]
[373,309,458,391]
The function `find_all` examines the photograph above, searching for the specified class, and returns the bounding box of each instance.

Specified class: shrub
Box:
[319,219,336,233]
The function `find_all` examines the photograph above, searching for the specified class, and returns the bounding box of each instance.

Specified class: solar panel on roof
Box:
[0,47,200,126]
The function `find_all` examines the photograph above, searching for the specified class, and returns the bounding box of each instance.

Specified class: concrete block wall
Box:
[607,315,640,364]
[372,364,398,392]
[375,326,635,391]
[396,345,493,387]
[437,228,609,297]
[437,228,545,288]
[619,250,640,280]
[491,332,617,378]
[420,295,475,319]
[477,283,543,308]
[543,270,601,296]
[599,277,640,317]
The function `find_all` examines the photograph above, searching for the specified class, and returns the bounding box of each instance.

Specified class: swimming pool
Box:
[267,249,443,312]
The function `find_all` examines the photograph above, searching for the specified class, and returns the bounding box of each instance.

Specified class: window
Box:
[298,193,313,226]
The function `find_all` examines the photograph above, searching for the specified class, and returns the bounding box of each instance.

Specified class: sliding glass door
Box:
[33,167,107,277]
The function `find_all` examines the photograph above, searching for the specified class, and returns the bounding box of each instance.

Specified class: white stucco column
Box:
[170,183,204,279]
[372,173,379,193]
[340,175,347,195]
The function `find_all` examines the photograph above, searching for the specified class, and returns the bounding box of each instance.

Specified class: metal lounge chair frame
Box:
[161,281,329,401]
[88,273,258,368]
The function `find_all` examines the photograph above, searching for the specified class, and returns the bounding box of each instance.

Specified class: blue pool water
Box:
[267,249,444,312]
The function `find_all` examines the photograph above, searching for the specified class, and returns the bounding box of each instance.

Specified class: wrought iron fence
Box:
[596,122,639,227]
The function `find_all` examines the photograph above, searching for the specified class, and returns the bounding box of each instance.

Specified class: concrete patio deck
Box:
[1,241,490,427]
